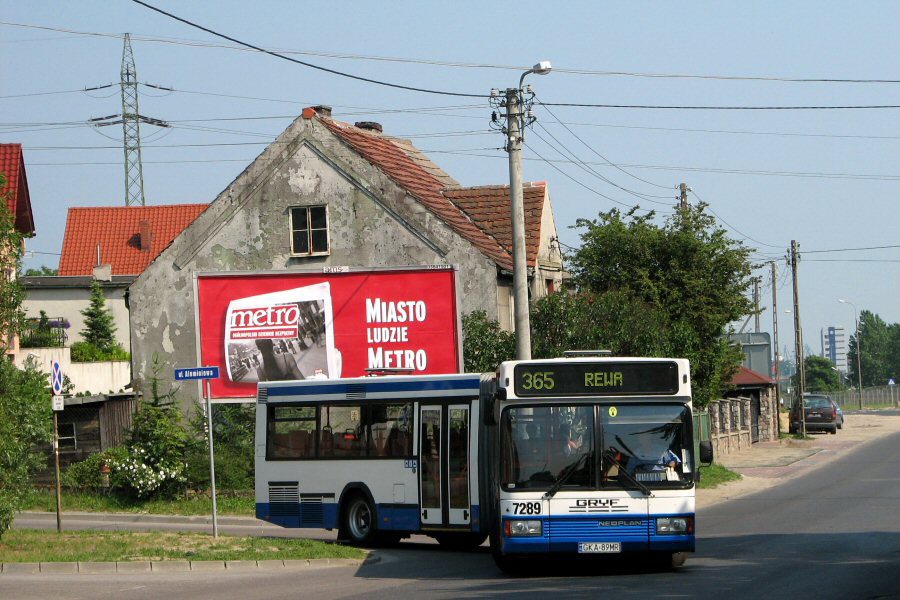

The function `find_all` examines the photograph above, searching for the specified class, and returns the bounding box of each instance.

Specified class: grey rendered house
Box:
[129,105,564,407]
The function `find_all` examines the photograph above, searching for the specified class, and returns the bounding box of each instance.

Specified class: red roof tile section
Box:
[318,117,515,270]
[58,204,207,276]
[443,184,545,266]
[0,143,35,235]
[731,366,774,386]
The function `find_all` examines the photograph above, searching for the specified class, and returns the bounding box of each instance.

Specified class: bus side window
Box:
[268,405,315,459]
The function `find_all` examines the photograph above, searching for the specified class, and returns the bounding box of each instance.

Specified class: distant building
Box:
[821,326,848,373]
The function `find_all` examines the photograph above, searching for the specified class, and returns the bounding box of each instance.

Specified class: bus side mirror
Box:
[699,441,714,465]
[484,388,505,427]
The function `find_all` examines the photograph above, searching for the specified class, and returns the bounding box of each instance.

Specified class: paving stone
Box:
[151,560,191,572]
[41,562,78,574]
[116,562,151,573]
[224,560,258,571]
[78,562,118,574]
[256,560,285,570]
[2,563,41,574]
[190,561,225,571]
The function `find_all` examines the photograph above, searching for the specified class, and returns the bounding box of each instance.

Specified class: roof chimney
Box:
[138,220,152,252]
[311,105,332,117]
[355,121,383,134]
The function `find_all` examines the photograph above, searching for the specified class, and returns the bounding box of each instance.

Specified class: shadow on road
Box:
[350,532,900,599]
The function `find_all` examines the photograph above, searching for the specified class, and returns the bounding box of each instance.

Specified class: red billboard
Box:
[195,266,462,399]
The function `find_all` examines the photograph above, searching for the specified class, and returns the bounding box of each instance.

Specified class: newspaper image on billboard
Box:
[195,267,461,399]
[223,282,341,383]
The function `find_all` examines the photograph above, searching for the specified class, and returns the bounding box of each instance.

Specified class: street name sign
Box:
[174,366,220,380]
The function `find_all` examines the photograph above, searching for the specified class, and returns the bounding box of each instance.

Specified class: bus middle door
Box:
[418,404,472,529]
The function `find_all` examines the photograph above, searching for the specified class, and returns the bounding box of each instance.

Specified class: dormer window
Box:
[290,206,329,256]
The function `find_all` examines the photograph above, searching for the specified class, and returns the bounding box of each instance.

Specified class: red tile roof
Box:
[58,204,207,276]
[443,184,546,266]
[0,143,35,235]
[318,116,515,270]
[731,366,774,386]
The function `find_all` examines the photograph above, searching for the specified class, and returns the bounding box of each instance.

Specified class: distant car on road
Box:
[790,394,839,435]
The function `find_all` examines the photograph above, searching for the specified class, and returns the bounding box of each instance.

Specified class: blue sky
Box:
[2,1,898,364]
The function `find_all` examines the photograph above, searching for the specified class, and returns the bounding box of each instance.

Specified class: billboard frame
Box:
[190,264,463,403]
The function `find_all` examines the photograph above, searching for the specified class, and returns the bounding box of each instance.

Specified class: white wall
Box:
[23,285,131,351]
[14,346,131,395]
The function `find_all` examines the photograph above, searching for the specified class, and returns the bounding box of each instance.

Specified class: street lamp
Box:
[838,299,864,409]
[491,61,552,360]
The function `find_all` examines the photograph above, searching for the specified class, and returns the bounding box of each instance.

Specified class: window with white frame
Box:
[57,422,77,452]
[290,206,329,256]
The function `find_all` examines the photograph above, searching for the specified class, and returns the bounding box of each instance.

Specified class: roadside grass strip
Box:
[0,530,365,563]
[697,463,742,489]
[24,490,255,517]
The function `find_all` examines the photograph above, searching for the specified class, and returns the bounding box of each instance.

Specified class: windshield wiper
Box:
[543,452,591,500]
[603,449,653,497]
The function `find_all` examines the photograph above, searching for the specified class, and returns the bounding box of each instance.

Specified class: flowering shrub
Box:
[107,447,187,498]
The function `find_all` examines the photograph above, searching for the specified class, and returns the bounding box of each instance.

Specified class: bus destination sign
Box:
[513,361,680,397]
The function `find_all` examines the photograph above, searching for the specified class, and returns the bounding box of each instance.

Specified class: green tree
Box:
[848,310,895,387]
[80,281,118,352]
[0,173,26,352]
[565,204,755,406]
[798,355,845,392]
[461,310,515,373]
[23,265,58,276]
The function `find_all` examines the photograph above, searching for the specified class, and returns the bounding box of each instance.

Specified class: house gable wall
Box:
[129,116,499,409]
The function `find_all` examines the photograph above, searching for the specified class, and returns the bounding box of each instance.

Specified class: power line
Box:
[803,259,900,263]
[4,20,900,84]
[690,189,786,250]
[522,141,665,214]
[530,125,674,205]
[537,101,900,110]
[803,244,900,254]
[536,97,673,191]
[129,0,485,98]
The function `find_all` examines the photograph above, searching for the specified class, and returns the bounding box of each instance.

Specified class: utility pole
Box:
[790,240,806,436]
[491,61,552,360]
[753,278,761,333]
[770,261,782,435]
[679,183,689,210]
[121,33,146,206]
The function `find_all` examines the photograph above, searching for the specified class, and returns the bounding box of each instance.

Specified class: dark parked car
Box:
[789,394,839,434]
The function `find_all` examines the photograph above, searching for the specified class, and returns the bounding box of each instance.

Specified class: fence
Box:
[794,385,898,409]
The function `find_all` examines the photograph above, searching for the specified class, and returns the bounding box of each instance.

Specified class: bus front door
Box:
[419,404,472,529]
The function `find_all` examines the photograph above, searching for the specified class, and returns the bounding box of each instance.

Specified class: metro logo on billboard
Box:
[228,304,301,340]
[196,267,461,399]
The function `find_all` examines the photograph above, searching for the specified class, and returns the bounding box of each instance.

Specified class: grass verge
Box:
[0,529,365,563]
[697,463,742,489]
[24,489,255,517]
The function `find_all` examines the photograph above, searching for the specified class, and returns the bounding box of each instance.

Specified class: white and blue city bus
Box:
[255,354,712,571]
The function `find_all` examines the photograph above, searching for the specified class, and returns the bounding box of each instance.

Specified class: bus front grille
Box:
[548,517,650,540]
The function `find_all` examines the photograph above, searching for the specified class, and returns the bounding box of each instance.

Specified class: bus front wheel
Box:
[342,495,377,546]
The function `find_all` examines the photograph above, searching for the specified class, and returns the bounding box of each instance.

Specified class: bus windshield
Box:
[501,403,691,491]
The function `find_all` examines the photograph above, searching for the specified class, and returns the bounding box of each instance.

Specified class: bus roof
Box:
[258,373,482,402]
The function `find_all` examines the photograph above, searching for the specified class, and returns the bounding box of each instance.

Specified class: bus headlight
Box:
[505,519,542,537]
[656,517,693,535]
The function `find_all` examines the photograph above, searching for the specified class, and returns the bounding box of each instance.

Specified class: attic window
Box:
[290,206,329,256]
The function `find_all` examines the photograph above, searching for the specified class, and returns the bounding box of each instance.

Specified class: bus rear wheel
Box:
[342,495,377,546]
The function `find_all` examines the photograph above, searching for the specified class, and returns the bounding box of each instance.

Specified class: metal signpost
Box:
[890,379,896,408]
[175,366,221,537]
[50,361,64,533]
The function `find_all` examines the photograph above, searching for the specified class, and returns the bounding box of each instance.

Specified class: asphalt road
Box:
[4,431,900,599]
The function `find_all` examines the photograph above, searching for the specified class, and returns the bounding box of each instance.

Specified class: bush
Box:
[185,403,255,491]
[0,358,53,539]
[62,448,128,489]
[70,341,130,363]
